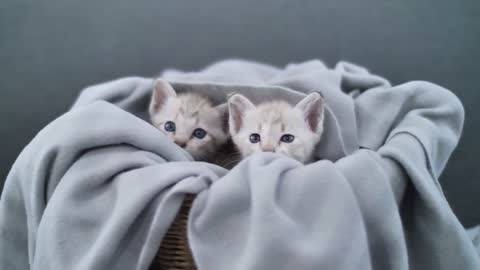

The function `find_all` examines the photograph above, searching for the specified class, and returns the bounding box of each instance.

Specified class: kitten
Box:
[149,79,229,161]
[227,92,325,163]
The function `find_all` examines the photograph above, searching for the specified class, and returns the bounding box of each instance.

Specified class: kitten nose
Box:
[261,144,275,152]
[174,139,187,148]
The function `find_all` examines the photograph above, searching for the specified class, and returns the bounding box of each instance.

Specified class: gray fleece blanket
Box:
[1,59,479,270]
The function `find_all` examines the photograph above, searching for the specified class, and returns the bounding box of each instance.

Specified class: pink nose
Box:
[261,145,275,152]
[174,140,187,148]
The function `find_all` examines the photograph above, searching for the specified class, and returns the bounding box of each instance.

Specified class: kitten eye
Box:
[164,121,176,132]
[192,128,207,139]
[249,133,261,143]
[280,134,295,143]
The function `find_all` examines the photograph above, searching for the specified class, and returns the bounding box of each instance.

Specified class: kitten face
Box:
[149,79,228,160]
[228,93,325,163]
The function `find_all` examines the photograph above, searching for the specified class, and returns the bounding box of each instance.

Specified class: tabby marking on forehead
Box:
[228,93,325,164]
[149,79,229,161]
[257,101,292,125]
[179,93,212,116]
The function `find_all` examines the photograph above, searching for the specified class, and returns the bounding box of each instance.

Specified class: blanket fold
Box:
[1,59,478,270]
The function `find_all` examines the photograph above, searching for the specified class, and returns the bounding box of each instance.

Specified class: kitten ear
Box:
[149,79,177,114]
[295,92,325,133]
[227,94,255,135]
[214,103,230,133]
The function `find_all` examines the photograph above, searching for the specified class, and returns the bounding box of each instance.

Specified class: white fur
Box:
[228,93,324,163]
[149,79,228,160]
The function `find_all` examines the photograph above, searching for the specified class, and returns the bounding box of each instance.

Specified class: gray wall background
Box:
[1,0,479,226]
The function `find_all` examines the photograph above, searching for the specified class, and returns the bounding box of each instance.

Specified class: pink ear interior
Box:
[229,102,243,133]
[295,92,325,132]
[151,79,176,113]
[227,94,255,134]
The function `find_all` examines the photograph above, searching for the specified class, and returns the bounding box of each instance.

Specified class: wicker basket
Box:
[150,194,196,270]
[149,142,238,269]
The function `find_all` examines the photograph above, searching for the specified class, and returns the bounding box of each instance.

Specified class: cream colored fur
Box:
[149,79,228,160]
[228,92,325,163]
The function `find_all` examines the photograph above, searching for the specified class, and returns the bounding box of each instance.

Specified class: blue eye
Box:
[249,133,261,143]
[192,128,207,139]
[280,134,295,143]
[164,121,176,132]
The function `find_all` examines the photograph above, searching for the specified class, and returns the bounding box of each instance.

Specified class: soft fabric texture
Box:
[0,59,478,270]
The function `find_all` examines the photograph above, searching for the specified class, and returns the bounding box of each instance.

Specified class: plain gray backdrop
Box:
[1,0,479,226]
